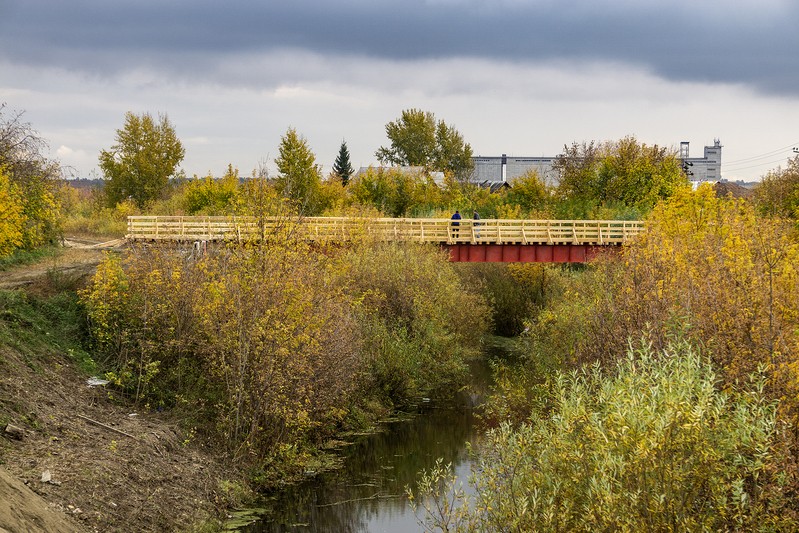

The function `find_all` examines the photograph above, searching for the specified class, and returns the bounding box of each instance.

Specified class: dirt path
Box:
[0,239,122,290]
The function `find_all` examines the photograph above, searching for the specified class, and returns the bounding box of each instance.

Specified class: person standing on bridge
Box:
[451,210,461,240]
[473,210,481,239]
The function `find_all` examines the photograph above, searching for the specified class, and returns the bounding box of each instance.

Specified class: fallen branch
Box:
[4,424,25,440]
[316,492,402,507]
[76,414,138,440]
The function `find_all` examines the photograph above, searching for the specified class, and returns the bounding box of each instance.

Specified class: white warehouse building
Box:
[471,155,560,185]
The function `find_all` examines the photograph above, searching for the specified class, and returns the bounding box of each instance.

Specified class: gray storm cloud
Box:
[1,0,797,94]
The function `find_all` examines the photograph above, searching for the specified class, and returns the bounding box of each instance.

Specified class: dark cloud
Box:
[2,0,797,94]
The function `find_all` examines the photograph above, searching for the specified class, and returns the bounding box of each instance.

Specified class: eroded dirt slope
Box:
[0,242,244,532]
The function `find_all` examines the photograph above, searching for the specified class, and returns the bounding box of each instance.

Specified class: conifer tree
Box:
[332,140,355,186]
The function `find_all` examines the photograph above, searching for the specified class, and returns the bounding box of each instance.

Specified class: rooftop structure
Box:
[679,139,722,182]
[472,155,559,186]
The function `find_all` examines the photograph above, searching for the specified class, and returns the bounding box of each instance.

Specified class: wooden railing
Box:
[126,216,645,245]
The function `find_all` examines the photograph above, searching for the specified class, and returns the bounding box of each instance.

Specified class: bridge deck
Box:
[127,216,644,246]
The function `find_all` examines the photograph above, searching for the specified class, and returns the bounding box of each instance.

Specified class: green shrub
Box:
[412,340,793,532]
[344,242,491,404]
[0,289,94,372]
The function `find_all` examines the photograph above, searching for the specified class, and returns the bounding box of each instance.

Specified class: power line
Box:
[723,155,794,173]
[722,142,799,165]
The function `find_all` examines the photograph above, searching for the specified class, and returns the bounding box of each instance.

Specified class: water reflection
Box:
[246,406,479,533]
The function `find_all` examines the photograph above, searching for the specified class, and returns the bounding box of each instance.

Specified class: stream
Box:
[239,357,493,532]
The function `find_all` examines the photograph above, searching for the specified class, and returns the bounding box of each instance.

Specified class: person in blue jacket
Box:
[451,210,461,239]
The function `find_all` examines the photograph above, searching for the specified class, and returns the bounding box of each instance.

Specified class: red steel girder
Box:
[444,243,613,263]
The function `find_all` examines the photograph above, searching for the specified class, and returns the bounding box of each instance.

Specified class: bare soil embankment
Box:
[0,241,245,532]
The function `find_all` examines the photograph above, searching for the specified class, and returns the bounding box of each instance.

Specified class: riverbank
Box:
[0,298,251,532]
[0,248,253,532]
[0,290,482,533]
[0,239,495,532]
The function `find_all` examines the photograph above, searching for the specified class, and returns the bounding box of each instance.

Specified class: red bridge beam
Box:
[443,243,615,263]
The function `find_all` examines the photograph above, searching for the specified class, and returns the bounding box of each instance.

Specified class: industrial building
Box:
[679,139,722,182]
[472,140,722,186]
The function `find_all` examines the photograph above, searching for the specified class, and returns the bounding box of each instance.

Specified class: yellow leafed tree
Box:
[0,168,24,257]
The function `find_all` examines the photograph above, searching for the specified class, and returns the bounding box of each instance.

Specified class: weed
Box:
[0,245,61,271]
[22,412,41,430]
[0,289,95,373]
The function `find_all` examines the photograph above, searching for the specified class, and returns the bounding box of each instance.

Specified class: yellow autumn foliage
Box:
[0,168,24,257]
[529,185,799,399]
[79,252,131,354]
[620,185,799,409]
[80,223,490,464]
[495,184,797,432]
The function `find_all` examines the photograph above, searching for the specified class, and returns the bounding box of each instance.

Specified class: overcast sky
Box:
[1,0,798,182]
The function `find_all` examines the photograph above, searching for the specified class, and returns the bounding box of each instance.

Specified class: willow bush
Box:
[82,238,362,458]
[196,244,362,457]
[411,340,793,532]
[343,242,491,404]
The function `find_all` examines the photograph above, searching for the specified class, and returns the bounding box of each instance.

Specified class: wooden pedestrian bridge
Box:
[127,216,645,263]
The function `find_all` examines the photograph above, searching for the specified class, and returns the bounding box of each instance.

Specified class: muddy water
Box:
[242,360,491,532]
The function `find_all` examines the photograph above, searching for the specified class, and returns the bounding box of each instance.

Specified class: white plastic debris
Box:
[86,377,110,387]
[40,470,62,485]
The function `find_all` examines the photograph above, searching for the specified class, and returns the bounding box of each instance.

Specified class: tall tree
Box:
[332,140,355,186]
[99,111,184,208]
[553,141,602,201]
[0,168,25,257]
[275,128,323,215]
[375,109,474,180]
[596,136,686,207]
[433,120,474,180]
[0,103,62,249]
[753,155,799,219]
[554,137,686,212]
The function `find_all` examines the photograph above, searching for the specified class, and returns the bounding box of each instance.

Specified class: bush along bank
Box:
[417,185,799,530]
[79,232,491,486]
[411,339,794,532]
